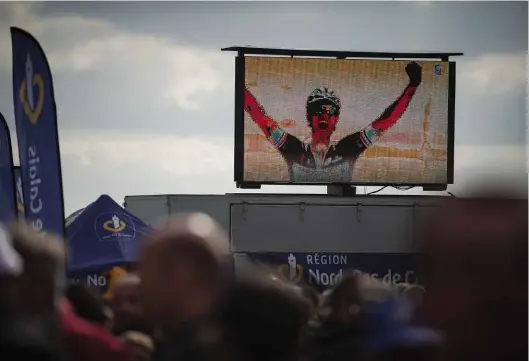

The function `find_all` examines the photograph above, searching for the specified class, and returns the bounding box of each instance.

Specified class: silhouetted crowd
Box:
[0,193,527,361]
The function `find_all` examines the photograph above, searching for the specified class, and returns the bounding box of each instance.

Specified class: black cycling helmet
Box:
[306,87,341,124]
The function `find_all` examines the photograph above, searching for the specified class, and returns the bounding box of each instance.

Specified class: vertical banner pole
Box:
[13,166,25,219]
[0,112,17,223]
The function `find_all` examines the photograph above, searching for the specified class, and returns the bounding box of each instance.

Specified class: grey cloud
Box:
[455,52,527,146]
[61,151,236,215]
[0,3,236,136]
[0,70,233,136]
[60,141,526,216]
[0,2,526,181]
[455,86,526,145]
[0,2,525,146]
[39,2,527,55]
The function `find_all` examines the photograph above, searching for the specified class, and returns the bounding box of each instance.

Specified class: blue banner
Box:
[249,252,420,291]
[13,166,24,219]
[0,113,16,223]
[11,27,65,237]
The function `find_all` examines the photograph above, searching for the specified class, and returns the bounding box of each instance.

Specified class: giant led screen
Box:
[240,57,454,185]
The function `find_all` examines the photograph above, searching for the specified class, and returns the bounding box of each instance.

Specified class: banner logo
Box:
[19,54,44,125]
[103,214,127,233]
[276,253,303,283]
[95,212,135,241]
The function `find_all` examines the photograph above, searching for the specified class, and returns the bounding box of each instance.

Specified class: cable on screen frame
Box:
[366,186,457,197]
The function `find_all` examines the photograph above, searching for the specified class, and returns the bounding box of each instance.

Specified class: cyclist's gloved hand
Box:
[406,61,422,87]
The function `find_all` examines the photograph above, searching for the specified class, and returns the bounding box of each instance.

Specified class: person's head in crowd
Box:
[419,194,527,361]
[139,212,230,328]
[0,224,23,313]
[326,273,362,325]
[401,284,426,303]
[0,225,55,359]
[300,285,321,319]
[120,331,154,361]
[108,273,144,334]
[7,221,65,316]
[400,284,427,323]
[394,283,409,296]
[219,274,308,361]
[0,222,65,361]
[0,224,23,277]
[65,283,113,329]
[358,278,442,361]
[316,288,334,321]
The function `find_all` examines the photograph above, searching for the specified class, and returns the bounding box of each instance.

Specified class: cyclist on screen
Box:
[244,61,422,182]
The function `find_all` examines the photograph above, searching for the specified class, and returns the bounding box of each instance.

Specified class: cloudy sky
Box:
[0,1,526,215]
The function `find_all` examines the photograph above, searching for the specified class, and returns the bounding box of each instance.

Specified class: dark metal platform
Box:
[221,46,463,61]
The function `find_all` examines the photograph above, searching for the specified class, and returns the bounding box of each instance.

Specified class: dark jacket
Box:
[153,319,224,361]
[302,320,366,361]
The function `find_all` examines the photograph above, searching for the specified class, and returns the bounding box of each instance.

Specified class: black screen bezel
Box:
[234,54,456,188]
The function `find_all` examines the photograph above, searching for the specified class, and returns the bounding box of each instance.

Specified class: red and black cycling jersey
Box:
[243,61,422,183]
[272,130,368,183]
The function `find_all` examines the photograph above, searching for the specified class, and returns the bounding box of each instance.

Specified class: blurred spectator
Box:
[401,284,427,324]
[394,283,409,296]
[326,273,363,324]
[420,195,527,361]
[299,285,322,343]
[140,212,230,326]
[140,212,231,361]
[300,286,321,320]
[0,224,23,277]
[108,273,147,335]
[303,274,365,361]
[317,288,334,321]
[401,284,426,305]
[2,222,64,359]
[219,275,308,361]
[0,224,23,325]
[0,221,133,361]
[120,331,155,361]
[59,298,134,361]
[65,283,113,329]
[8,222,64,317]
[360,295,442,361]
[0,223,60,361]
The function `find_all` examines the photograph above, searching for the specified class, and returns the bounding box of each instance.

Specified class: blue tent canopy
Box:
[65,207,84,227]
[66,194,152,273]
